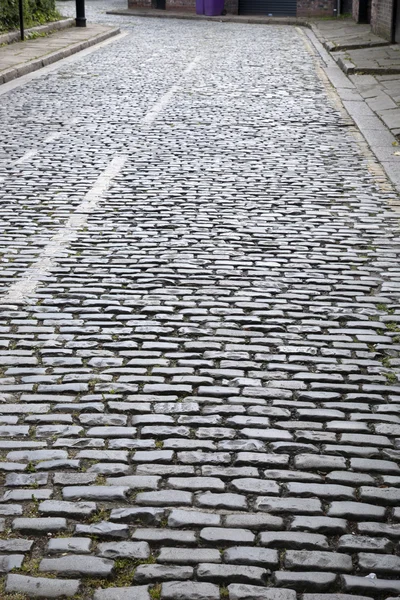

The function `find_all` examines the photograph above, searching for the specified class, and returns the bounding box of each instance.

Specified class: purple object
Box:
[204,0,224,15]
[196,0,204,14]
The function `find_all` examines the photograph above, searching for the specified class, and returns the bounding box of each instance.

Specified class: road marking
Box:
[142,56,201,124]
[183,55,201,75]
[142,85,179,124]
[1,154,127,304]
[43,132,65,143]
[12,121,75,168]
[13,132,65,165]
[13,149,38,165]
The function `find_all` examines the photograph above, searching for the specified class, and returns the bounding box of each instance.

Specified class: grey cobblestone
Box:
[47,537,92,555]
[259,532,328,549]
[1,1,400,597]
[94,587,150,600]
[228,586,296,600]
[161,581,219,600]
[223,546,279,567]
[197,562,268,584]
[5,574,81,598]
[97,541,150,559]
[39,555,114,577]
[285,551,352,572]
[158,547,221,564]
[274,571,337,591]
[75,521,130,539]
[135,564,193,582]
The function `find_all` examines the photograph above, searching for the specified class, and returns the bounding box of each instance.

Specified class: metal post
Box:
[75,0,86,27]
[18,0,24,41]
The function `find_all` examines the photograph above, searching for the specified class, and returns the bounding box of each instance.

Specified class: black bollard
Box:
[19,0,24,40]
[75,0,87,27]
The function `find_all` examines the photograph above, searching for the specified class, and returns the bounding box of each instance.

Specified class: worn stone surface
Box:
[1,1,400,598]
[47,537,92,555]
[135,564,193,582]
[161,581,220,600]
[223,546,279,567]
[197,562,268,584]
[0,554,25,573]
[97,541,150,559]
[75,521,130,539]
[39,500,97,517]
[39,555,114,577]
[94,586,150,600]
[12,518,67,533]
[158,547,221,564]
[274,571,337,591]
[228,585,297,600]
[5,574,81,598]
[285,550,352,572]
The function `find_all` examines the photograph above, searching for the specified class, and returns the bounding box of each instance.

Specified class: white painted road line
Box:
[183,55,202,75]
[43,132,65,144]
[12,121,73,168]
[1,154,127,304]
[3,44,200,300]
[142,56,201,124]
[13,149,38,165]
[142,85,179,125]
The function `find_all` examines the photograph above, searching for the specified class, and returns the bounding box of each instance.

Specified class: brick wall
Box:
[370,0,394,39]
[167,0,196,9]
[297,0,335,16]
[128,0,151,7]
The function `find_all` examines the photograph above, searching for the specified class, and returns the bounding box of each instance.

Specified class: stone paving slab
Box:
[309,23,400,141]
[0,23,120,84]
[338,69,400,141]
[336,45,400,75]
[312,18,389,51]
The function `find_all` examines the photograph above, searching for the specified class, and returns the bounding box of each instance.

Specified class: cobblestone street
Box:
[1,4,400,598]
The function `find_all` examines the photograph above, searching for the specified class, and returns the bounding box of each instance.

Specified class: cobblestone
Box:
[39,555,114,577]
[5,574,81,598]
[228,586,296,600]
[0,0,400,597]
[161,581,219,600]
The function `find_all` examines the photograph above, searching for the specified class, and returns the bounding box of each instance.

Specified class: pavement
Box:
[0,21,120,84]
[308,19,400,140]
[312,19,391,51]
[334,45,400,76]
[0,1,400,599]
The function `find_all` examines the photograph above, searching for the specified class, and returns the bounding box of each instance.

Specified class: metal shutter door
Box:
[239,0,296,16]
